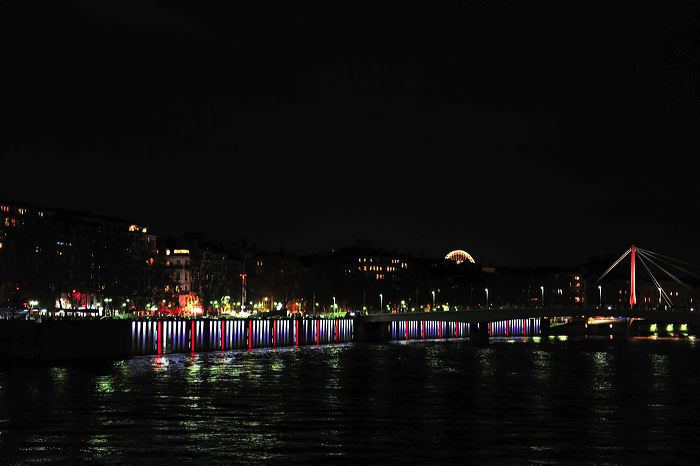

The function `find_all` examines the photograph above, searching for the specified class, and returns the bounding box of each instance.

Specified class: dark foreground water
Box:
[1,337,700,464]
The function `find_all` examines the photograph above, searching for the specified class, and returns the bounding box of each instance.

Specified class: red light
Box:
[248,320,253,350]
[191,320,195,352]
[221,320,226,351]
[157,321,163,355]
[295,320,299,346]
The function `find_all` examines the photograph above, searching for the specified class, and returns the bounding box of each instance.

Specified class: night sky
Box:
[3,2,698,266]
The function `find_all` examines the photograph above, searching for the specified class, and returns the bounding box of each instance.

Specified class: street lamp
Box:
[379,293,383,313]
[485,288,489,308]
[598,285,602,308]
[431,290,436,310]
[658,287,662,306]
[540,286,544,308]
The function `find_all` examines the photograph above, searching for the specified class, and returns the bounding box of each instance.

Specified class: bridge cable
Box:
[636,248,700,271]
[637,250,692,290]
[637,253,674,308]
[640,251,670,299]
[597,248,631,282]
[636,248,700,280]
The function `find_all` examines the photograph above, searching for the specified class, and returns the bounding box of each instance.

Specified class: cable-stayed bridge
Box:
[356,246,700,341]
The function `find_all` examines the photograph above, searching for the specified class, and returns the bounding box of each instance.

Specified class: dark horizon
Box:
[3,2,698,267]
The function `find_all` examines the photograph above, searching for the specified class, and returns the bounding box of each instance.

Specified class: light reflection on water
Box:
[1,337,700,463]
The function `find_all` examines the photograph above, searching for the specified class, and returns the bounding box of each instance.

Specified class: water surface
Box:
[1,337,699,464]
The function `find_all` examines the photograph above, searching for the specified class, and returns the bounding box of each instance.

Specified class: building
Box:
[1,198,157,314]
[159,235,245,315]
[163,247,192,294]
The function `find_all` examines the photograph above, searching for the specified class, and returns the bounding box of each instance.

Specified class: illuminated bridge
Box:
[361,308,700,326]
[357,245,700,342]
[354,308,700,342]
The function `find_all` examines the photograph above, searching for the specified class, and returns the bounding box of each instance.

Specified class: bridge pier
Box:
[469,322,490,345]
[353,317,391,343]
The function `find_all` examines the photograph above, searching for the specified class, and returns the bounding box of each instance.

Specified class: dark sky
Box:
[3,2,699,266]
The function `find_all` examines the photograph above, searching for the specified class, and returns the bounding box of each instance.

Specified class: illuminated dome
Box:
[445,250,476,264]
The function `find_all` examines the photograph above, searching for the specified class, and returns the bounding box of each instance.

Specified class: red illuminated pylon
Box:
[630,245,637,307]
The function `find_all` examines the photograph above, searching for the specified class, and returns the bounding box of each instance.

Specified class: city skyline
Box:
[0,193,657,270]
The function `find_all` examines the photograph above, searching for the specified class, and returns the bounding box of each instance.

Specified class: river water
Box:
[1,337,699,464]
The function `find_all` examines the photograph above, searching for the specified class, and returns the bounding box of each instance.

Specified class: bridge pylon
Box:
[630,245,637,308]
[598,244,697,311]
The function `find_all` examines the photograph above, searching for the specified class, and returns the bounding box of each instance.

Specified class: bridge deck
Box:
[361,309,700,325]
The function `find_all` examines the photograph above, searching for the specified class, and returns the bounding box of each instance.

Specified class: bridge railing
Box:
[359,305,695,316]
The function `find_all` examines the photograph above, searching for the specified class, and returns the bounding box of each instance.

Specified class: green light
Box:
[650,324,657,332]
[666,324,674,333]
[680,324,688,332]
